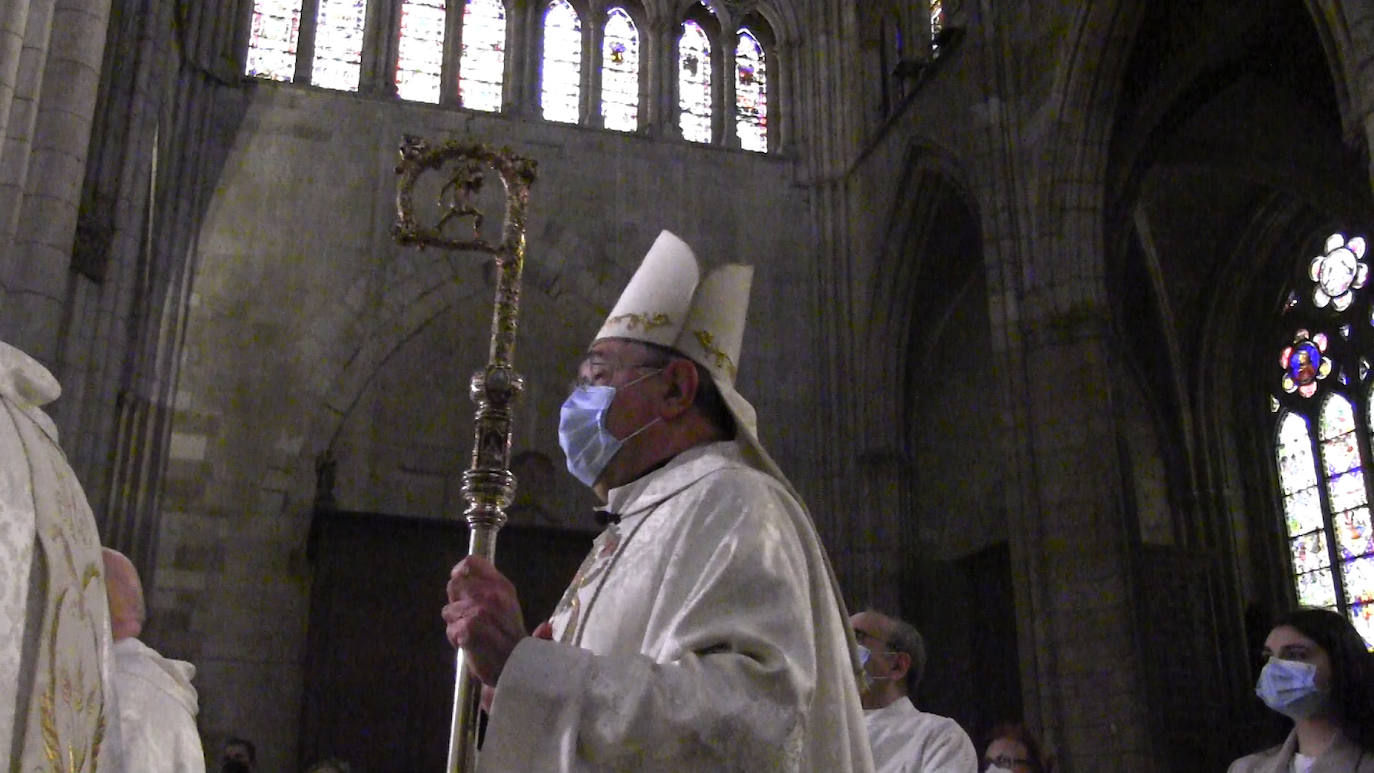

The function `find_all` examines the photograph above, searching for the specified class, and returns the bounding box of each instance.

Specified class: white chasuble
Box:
[479,441,873,772]
[0,342,122,771]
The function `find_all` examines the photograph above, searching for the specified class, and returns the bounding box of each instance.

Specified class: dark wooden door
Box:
[299,511,593,773]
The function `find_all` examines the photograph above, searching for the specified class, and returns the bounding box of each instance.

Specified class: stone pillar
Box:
[0,0,112,365]
[0,0,53,250]
[774,40,794,153]
[583,2,602,127]
[718,29,736,148]
[0,0,31,152]
[508,0,535,115]
[649,18,676,138]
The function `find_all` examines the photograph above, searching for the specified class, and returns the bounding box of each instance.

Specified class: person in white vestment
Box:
[104,547,206,772]
[1227,608,1374,773]
[850,609,978,772]
[443,230,875,771]
[0,340,123,771]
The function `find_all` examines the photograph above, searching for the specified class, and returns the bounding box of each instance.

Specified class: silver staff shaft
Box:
[392,137,537,773]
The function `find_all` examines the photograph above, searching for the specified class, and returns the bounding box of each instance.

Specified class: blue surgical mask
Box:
[855,644,875,690]
[558,372,661,488]
[855,644,894,691]
[1255,657,1330,720]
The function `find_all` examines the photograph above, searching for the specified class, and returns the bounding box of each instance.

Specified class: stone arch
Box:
[848,139,984,607]
[1302,0,1374,183]
[281,226,617,524]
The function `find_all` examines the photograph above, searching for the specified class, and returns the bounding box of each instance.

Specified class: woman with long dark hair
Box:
[1229,608,1374,772]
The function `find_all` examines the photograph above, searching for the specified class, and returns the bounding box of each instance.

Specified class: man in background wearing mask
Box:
[442,230,874,771]
[850,609,977,772]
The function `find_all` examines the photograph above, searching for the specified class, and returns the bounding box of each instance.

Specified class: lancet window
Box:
[541,0,582,123]
[930,0,945,56]
[601,7,640,132]
[734,28,766,152]
[1270,231,1374,648]
[678,20,713,143]
[311,0,367,90]
[395,0,447,102]
[459,0,507,111]
[246,0,303,81]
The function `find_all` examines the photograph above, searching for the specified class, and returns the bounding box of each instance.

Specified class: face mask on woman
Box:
[1255,656,1331,720]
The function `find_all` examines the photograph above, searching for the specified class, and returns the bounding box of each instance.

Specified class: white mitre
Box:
[594,230,783,488]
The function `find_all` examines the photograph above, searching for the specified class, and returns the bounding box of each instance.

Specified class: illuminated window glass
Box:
[460,0,506,112]
[930,0,944,56]
[541,0,581,123]
[1276,412,1336,609]
[678,20,711,143]
[396,0,446,102]
[1270,232,1374,648]
[311,0,367,91]
[734,29,766,152]
[601,7,639,132]
[246,0,303,81]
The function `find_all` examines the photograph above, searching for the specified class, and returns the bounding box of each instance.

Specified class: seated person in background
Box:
[1228,608,1374,772]
[221,736,257,772]
[980,722,1053,773]
[104,547,206,772]
[303,757,352,773]
[851,609,978,772]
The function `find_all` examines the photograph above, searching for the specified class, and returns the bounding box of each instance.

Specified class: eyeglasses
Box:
[982,755,1032,770]
[571,353,668,390]
[853,627,897,650]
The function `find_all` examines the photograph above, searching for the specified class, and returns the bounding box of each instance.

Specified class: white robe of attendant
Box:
[113,637,206,772]
[479,441,873,772]
[864,696,978,773]
[0,341,123,771]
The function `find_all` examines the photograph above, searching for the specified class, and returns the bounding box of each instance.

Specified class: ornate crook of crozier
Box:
[393,136,537,773]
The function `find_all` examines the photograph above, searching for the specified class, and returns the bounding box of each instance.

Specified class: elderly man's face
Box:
[580,341,666,439]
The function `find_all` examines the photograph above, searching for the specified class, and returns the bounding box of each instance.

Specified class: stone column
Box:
[718,29,736,148]
[508,0,535,115]
[0,0,112,365]
[0,0,32,152]
[649,18,676,138]
[583,2,602,127]
[774,40,795,153]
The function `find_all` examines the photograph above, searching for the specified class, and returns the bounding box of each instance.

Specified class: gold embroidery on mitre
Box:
[692,330,737,379]
[604,312,673,332]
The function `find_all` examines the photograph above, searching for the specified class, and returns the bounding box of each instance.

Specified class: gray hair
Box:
[884,615,927,695]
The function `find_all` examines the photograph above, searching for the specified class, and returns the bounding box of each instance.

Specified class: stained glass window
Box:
[541,0,581,123]
[1271,231,1374,649]
[460,0,506,112]
[396,0,446,102]
[601,8,639,132]
[311,0,366,91]
[735,29,766,152]
[1276,412,1337,609]
[678,20,712,143]
[247,0,303,81]
[930,0,945,56]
